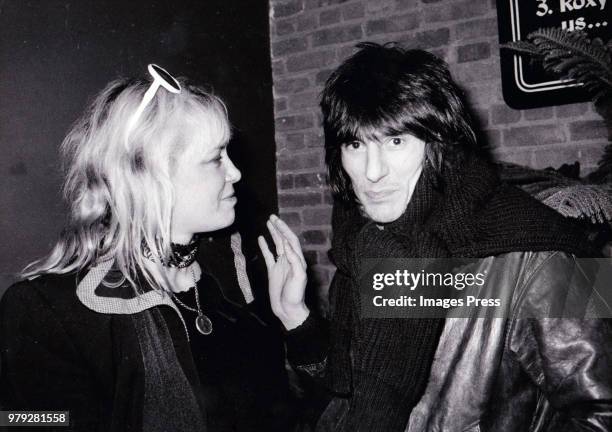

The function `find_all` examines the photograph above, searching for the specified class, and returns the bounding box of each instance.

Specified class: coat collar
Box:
[76,257,181,316]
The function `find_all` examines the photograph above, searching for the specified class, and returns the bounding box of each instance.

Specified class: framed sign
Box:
[497,0,610,109]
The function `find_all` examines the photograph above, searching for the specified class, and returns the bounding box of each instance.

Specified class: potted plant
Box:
[503,28,612,180]
[501,30,612,253]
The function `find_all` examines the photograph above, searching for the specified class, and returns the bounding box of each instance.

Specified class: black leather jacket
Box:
[405,251,612,432]
[292,250,612,431]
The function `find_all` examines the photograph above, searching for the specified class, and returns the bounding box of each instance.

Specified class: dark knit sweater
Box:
[1,251,293,432]
[286,156,597,432]
[0,273,205,432]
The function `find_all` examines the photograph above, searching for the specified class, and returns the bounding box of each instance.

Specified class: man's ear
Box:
[425,142,443,172]
[424,143,445,190]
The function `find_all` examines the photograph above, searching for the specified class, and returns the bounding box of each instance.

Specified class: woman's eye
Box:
[206,155,222,165]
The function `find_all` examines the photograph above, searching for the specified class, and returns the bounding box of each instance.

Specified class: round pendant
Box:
[195,313,213,335]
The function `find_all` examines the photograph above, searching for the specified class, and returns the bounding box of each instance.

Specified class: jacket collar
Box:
[76,257,181,316]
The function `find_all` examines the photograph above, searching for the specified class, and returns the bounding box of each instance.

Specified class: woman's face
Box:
[170,123,241,244]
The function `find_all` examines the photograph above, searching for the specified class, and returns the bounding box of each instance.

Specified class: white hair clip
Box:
[124,64,181,144]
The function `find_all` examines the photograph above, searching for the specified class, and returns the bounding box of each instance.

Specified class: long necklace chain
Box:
[141,239,212,335]
[171,266,213,335]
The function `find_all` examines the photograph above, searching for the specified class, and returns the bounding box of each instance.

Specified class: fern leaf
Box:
[502,27,612,102]
[525,28,612,99]
[529,28,612,71]
[500,41,542,56]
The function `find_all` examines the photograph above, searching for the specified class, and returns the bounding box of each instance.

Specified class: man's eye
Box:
[344,141,362,150]
[390,137,403,145]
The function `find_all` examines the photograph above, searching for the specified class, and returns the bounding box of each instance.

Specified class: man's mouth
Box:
[364,189,396,202]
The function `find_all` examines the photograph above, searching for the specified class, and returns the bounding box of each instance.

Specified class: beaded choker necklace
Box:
[142,236,212,335]
[142,236,199,268]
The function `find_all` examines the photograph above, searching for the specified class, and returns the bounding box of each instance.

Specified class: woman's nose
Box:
[225,157,242,183]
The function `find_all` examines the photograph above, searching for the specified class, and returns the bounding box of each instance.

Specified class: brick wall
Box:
[268,0,609,300]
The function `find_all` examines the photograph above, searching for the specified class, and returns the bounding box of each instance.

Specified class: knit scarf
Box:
[327,155,597,431]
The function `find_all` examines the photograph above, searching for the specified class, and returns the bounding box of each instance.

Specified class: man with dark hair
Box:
[259,43,612,431]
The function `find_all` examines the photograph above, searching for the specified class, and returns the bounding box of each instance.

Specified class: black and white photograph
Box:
[1,0,611,431]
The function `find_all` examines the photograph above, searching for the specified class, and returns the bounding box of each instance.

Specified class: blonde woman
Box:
[0,66,243,431]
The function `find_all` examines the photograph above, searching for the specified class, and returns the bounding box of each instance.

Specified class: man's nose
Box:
[365,144,388,182]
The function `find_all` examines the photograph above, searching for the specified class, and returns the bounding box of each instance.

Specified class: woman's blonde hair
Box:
[22,75,231,292]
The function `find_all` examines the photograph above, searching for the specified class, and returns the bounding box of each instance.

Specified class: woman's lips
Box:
[222,192,237,203]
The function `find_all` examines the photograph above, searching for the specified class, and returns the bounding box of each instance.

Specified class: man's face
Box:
[341,132,425,223]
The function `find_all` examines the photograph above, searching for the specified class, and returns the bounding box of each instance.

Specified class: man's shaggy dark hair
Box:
[321,42,478,203]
